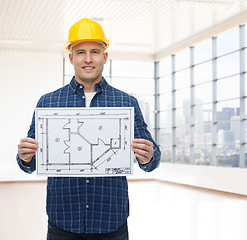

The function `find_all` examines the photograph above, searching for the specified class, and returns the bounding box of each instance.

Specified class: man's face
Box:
[69,41,108,86]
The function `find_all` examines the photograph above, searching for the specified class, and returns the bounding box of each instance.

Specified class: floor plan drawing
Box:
[35,107,134,177]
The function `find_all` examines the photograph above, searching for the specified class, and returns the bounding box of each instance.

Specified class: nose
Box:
[84,52,92,63]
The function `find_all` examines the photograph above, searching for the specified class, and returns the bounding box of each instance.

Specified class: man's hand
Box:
[131,139,154,164]
[18,137,39,164]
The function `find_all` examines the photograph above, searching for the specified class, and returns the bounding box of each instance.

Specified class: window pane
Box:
[194,103,206,133]
[217,99,239,111]
[160,110,172,129]
[160,129,172,147]
[245,142,247,168]
[176,87,190,109]
[217,76,239,101]
[175,48,190,71]
[103,76,111,83]
[112,60,153,78]
[196,123,213,144]
[175,69,190,89]
[135,94,154,129]
[245,24,247,47]
[230,118,240,144]
[160,93,172,111]
[160,75,172,94]
[245,50,247,71]
[216,101,239,167]
[216,100,239,132]
[176,127,190,164]
[194,144,212,165]
[217,113,238,132]
[139,94,154,125]
[217,27,239,56]
[176,108,186,128]
[111,77,153,95]
[194,82,212,104]
[181,99,191,134]
[196,102,212,121]
[64,58,74,75]
[160,109,172,163]
[217,52,239,79]
[160,57,172,77]
[160,145,172,163]
[194,61,212,84]
[194,38,212,64]
[64,75,73,85]
[102,60,110,77]
[217,144,239,167]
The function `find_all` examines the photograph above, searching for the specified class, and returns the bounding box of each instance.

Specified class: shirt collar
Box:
[69,76,108,94]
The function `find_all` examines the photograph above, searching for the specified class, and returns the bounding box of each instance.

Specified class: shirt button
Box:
[80,85,83,89]
[86,180,89,184]
[86,205,89,209]
[82,96,85,99]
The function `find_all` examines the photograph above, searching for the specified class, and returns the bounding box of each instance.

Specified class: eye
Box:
[76,50,85,55]
[92,50,100,54]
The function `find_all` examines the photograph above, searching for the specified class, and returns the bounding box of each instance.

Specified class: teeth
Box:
[84,67,93,69]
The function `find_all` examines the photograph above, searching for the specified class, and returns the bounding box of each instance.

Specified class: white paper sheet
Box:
[35,107,134,177]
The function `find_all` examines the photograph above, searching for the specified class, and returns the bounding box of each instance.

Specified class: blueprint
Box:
[35,107,134,177]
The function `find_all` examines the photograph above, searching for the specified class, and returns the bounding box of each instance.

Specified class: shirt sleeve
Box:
[132,97,161,172]
[16,96,45,174]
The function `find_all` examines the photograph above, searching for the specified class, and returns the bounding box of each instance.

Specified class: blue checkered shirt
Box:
[17,77,161,234]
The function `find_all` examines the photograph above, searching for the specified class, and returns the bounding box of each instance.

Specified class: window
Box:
[159,24,247,167]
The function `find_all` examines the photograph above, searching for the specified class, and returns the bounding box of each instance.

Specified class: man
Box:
[17,18,161,240]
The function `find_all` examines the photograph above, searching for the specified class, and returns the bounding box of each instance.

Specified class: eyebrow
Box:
[76,48,102,52]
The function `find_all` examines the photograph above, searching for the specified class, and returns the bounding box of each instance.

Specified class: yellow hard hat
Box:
[65,18,109,52]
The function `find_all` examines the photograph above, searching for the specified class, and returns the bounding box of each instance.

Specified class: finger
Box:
[18,141,39,150]
[20,137,39,144]
[131,142,154,156]
[132,146,152,156]
[131,143,152,151]
[131,139,153,147]
[18,147,38,155]
[132,146,153,157]
[134,152,151,164]
[21,153,36,162]
[134,149,152,158]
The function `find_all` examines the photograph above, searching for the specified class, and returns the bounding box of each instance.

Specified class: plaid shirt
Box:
[17,77,161,234]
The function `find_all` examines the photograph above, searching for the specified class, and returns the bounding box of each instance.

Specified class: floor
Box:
[128,180,247,240]
[1,180,247,240]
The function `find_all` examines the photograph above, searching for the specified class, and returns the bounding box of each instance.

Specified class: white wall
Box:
[0,50,63,181]
[0,181,47,240]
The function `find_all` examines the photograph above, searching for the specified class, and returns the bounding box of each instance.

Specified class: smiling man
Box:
[17,18,161,240]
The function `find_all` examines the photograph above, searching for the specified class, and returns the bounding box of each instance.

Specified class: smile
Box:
[83,67,94,70]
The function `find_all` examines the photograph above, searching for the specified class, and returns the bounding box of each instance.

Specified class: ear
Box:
[104,52,108,64]
[69,53,73,65]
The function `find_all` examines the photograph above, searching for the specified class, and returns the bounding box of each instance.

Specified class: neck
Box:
[83,83,96,93]
[75,76,102,93]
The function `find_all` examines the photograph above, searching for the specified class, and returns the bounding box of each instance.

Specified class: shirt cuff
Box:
[137,157,154,172]
[16,154,36,174]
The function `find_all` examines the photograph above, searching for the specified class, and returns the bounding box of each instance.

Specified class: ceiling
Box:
[1,0,247,61]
